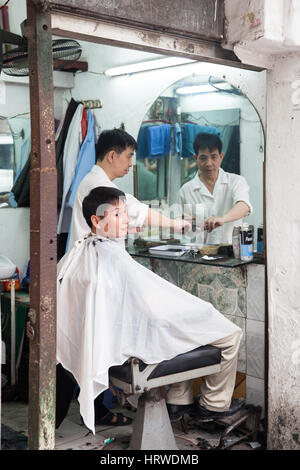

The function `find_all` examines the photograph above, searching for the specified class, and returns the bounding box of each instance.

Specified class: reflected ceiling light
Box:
[104,57,196,77]
[176,82,233,95]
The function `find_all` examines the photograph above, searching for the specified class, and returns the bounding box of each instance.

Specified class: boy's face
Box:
[91,199,129,239]
[193,147,224,179]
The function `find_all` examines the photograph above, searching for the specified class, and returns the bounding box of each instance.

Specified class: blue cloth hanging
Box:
[68,110,96,208]
[136,125,149,159]
[147,124,171,159]
[173,123,182,156]
[182,124,220,158]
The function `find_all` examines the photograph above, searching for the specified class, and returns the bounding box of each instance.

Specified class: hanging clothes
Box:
[137,123,171,159]
[65,110,97,251]
[68,110,96,209]
[56,99,80,211]
[136,125,149,159]
[10,99,80,209]
[57,104,84,234]
[147,124,171,158]
[81,108,88,142]
[173,123,182,157]
[10,157,30,207]
[8,138,31,208]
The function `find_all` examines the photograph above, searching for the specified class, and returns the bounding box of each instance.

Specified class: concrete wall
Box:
[265,54,300,450]
[224,0,300,451]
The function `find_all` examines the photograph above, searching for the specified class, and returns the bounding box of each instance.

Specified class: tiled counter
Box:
[127,247,265,413]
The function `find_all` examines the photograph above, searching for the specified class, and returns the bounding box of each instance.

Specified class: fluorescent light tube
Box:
[105,57,196,77]
[176,82,233,95]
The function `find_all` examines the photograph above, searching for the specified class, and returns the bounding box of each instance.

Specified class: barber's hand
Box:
[204,216,225,232]
[173,218,192,233]
[127,226,142,234]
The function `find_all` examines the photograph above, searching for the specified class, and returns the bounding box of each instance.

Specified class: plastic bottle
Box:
[240,223,253,261]
[3,268,21,292]
[232,226,241,259]
[257,225,263,253]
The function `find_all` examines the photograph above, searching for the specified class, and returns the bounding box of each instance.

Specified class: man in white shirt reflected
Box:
[177,133,252,245]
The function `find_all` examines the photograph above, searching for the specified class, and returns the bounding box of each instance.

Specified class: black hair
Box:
[96,129,137,162]
[193,133,222,155]
[82,186,126,229]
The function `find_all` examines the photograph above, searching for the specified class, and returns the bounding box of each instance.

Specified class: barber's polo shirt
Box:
[68,165,149,250]
[177,168,252,244]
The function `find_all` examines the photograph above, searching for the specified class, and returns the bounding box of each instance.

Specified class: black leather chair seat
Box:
[109,345,221,384]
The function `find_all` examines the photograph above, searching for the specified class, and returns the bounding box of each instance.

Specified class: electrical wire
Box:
[0,0,11,10]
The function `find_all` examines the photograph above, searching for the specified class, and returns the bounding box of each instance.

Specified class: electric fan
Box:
[0,22,82,77]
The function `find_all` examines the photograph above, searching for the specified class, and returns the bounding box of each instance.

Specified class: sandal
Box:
[95,411,132,426]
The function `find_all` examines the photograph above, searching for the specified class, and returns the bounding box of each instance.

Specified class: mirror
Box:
[136,74,264,245]
[0,117,31,207]
[0,119,14,205]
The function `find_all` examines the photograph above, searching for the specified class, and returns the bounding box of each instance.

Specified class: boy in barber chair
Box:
[56,186,244,434]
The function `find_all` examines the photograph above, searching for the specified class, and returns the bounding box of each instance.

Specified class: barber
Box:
[177,133,252,244]
[68,128,190,250]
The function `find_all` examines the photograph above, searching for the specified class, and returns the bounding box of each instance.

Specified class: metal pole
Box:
[26,0,57,450]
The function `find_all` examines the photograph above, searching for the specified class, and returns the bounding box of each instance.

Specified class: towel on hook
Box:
[147,124,171,158]
[136,125,149,159]
[173,123,182,156]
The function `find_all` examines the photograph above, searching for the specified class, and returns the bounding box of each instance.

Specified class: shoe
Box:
[189,398,245,422]
[95,411,133,426]
[166,403,193,422]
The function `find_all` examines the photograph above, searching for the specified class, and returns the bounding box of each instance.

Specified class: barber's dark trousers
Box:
[56,363,107,428]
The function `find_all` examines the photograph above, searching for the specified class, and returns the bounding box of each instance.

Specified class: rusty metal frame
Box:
[26,0,57,450]
[20,0,266,452]
[48,2,263,72]
[49,0,226,42]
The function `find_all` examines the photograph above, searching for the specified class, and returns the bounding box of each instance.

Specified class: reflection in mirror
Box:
[0,119,14,206]
[0,117,31,207]
[136,74,264,247]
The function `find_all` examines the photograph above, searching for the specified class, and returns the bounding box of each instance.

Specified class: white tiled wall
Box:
[246,264,265,415]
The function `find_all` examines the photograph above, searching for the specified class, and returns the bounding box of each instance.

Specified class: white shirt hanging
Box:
[57,104,84,234]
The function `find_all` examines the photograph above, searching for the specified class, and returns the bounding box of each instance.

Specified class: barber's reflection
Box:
[177,133,252,244]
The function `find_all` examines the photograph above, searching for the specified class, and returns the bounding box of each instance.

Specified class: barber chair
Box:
[109,345,222,450]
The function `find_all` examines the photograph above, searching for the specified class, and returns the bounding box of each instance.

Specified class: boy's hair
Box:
[193,132,222,155]
[96,129,137,162]
[82,186,126,229]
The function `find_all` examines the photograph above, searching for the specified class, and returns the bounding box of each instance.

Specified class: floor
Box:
[1,398,265,451]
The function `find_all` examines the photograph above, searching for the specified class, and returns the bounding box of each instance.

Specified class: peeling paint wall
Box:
[225,0,300,451]
[223,0,265,48]
[266,54,300,449]
[224,0,300,56]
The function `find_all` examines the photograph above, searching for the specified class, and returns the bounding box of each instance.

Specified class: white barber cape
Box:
[57,234,241,433]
